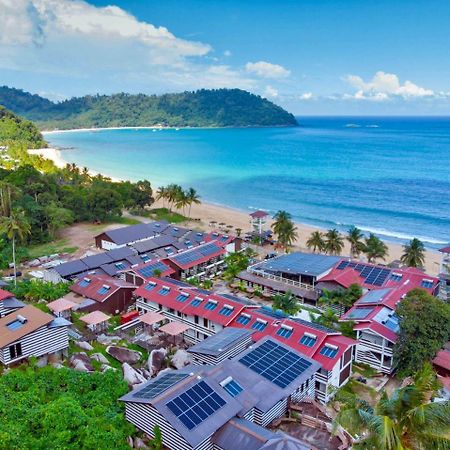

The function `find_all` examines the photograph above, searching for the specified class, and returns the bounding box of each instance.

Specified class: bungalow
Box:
[120,337,318,450]
[339,269,440,374]
[80,310,110,333]
[70,274,137,314]
[134,276,356,403]
[0,305,70,366]
[0,288,25,318]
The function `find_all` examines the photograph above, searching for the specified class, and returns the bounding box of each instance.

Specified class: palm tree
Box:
[334,363,450,450]
[364,233,388,263]
[166,184,183,212]
[401,238,425,268]
[0,209,31,286]
[272,291,300,315]
[271,210,292,236]
[156,186,167,207]
[185,187,201,218]
[174,190,189,214]
[306,231,326,253]
[324,229,344,255]
[278,221,298,251]
[346,226,365,259]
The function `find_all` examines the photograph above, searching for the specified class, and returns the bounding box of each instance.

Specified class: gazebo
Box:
[139,311,165,335]
[159,321,190,345]
[47,298,77,319]
[80,310,110,333]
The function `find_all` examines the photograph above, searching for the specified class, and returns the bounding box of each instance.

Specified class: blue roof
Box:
[254,252,341,277]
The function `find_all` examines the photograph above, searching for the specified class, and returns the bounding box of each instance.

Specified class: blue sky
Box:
[1,0,450,114]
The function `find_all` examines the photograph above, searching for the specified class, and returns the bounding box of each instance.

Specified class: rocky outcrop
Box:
[97,334,121,345]
[107,346,141,364]
[69,353,94,372]
[171,349,192,369]
[76,341,94,351]
[91,352,109,364]
[122,363,146,387]
[148,348,167,376]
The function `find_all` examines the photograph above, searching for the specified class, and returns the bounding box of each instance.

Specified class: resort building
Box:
[120,337,318,450]
[438,245,450,301]
[80,310,110,333]
[0,305,70,366]
[339,269,440,374]
[69,274,137,314]
[0,288,25,318]
[134,276,356,403]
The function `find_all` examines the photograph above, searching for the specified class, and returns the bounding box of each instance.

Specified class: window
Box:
[176,293,189,303]
[236,314,251,325]
[9,343,22,360]
[79,277,91,287]
[115,262,126,270]
[320,346,338,358]
[191,298,202,307]
[300,334,317,347]
[219,306,234,316]
[420,279,434,289]
[390,273,402,282]
[144,282,156,291]
[252,320,267,331]
[222,379,243,397]
[7,318,27,330]
[276,326,293,338]
[97,285,110,295]
[204,301,218,311]
[158,287,170,296]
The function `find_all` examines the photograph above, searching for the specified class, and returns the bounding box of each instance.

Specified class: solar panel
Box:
[420,279,434,289]
[219,306,234,316]
[251,320,267,331]
[138,262,168,278]
[239,340,312,388]
[384,316,399,332]
[346,307,374,320]
[197,328,249,352]
[223,379,243,397]
[172,243,221,267]
[176,293,189,303]
[358,288,391,304]
[133,373,189,399]
[236,314,251,325]
[204,301,217,311]
[166,381,226,430]
[336,261,391,286]
[276,327,293,338]
[299,335,317,347]
[319,346,338,358]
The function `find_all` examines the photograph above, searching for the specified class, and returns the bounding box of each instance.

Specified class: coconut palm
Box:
[156,186,167,207]
[347,226,365,259]
[334,363,450,450]
[324,229,344,255]
[174,190,189,214]
[306,231,326,253]
[364,233,388,263]
[271,210,292,236]
[401,238,425,268]
[165,184,183,212]
[278,221,298,251]
[272,291,300,315]
[185,187,201,218]
[0,209,31,286]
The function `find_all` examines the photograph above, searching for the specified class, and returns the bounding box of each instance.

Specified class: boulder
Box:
[134,438,149,449]
[28,258,41,267]
[127,436,134,448]
[148,348,167,376]
[51,362,65,369]
[107,346,141,364]
[69,353,94,372]
[91,352,109,364]
[101,364,116,372]
[123,363,146,387]
[97,334,121,345]
[76,341,94,351]
[35,355,48,368]
[171,349,192,370]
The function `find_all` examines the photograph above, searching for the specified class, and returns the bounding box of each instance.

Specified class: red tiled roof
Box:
[0,289,13,302]
[439,246,450,254]
[353,321,398,343]
[433,348,450,372]
[319,267,362,289]
[70,274,135,302]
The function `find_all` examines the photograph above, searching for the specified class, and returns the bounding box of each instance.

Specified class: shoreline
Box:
[29,147,443,276]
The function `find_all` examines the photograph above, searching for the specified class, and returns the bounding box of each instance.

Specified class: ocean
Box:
[45,117,450,249]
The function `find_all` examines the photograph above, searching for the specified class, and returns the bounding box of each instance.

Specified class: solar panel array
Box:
[346,307,374,320]
[384,315,400,332]
[172,242,221,267]
[198,328,249,352]
[358,288,391,304]
[133,373,189,399]
[166,381,226,430]
[335,261,391,286]
[239,340,312,388]
[138,261,168,278]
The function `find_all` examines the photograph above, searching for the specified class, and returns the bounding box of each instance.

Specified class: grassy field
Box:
[27,239,78,259]
[142,207,189,224]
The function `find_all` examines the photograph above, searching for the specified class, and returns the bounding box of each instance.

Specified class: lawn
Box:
[140,207,188,224]
[27,239,78,259]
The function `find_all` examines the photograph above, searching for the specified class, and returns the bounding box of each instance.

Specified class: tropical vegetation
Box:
[334,363,450,450]
[324,228,345,255]
[271,210,298,251]
[319,283,363,313]
[394,289,450,377]
[222,247,257,281]
[0,86,298,129]
[272,291,300,315]
[306,230,326,253]
[156,183,201,217]
[364,233,389,263]
[401,238,426,268]
[346,226,365,259]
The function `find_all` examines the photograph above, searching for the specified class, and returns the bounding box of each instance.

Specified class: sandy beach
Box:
[30,147,443,276]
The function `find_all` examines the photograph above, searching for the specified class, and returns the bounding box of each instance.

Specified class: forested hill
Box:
[0,86,298,129]
[0,106,47,148]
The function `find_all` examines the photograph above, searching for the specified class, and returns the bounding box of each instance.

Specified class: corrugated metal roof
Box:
[101,221,169,245]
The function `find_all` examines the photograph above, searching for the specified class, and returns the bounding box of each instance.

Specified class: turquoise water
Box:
[45,117,450,248]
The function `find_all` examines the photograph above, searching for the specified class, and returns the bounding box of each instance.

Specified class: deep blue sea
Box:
[45,117,450,249]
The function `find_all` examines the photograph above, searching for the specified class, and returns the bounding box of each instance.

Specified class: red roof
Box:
[80,310,110,326]
[439,246,450,254]
[135,277,356,371]
[433,348,450,372]
[71,274,136,302]
[353,321,398,343]
[0,289,13,302]
[250,210,269,219]
[160,321,190,336]
[319,267,362,289]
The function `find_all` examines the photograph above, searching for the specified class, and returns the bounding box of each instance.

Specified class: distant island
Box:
[0,86,298,130]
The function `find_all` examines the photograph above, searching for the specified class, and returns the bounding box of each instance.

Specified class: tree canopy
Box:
[0,366,135,449]
[0,87,298,129]
[394,289,450,376]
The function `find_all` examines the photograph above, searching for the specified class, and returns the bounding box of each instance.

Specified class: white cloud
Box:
[264,85,278,98]
[223,50,232,57]
[344,71,435,101]
[245,61,290,79]
[299,92,313,100]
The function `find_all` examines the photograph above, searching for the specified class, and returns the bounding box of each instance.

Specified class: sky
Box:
[1,0,450,115]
